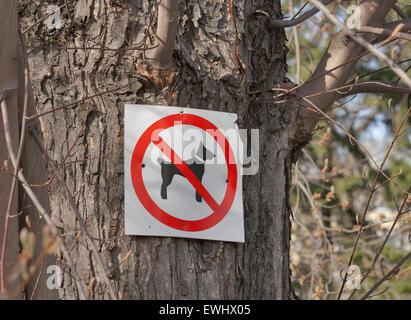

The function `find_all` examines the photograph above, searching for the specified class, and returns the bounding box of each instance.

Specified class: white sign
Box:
[125,104,244,242]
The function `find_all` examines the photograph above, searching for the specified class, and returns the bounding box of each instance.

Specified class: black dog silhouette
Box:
[157,143,214,202]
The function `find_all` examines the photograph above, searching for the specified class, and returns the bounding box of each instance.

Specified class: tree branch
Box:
[297,0,399,115]
[146,0,179,69]
[348,190,410,299]
[289,0,302,84]
[383,18,411,32]
[361,251,411,300]
[0,61,29,295]
[307,0,411,88]
[291,0,399,153]
[0,97,87,300]
[368,18,411,42]
[355,25,411,42]
[337,104,411,299]
[267,0,335,29]
[392,4,408,20]
[336,81,411,98]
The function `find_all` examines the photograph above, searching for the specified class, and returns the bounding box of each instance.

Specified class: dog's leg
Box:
[161,183,167,199]
[195,191,202,202]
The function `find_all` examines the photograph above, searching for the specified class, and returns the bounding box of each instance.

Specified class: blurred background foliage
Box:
[282,0,411,299]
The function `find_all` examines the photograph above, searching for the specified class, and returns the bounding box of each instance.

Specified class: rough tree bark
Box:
[17,0,298,299]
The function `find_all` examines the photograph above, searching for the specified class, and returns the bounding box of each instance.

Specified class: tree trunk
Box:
[19,0,297,299]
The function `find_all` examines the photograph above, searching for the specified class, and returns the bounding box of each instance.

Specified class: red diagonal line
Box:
[153,137,219,212]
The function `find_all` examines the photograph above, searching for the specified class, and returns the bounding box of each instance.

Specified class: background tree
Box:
[285,0,411,299]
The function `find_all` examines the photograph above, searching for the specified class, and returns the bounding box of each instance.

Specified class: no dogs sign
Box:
[124,104,244,242]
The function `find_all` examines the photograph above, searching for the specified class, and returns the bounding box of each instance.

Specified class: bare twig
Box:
[361,251,411,300]
[266,0,335,29]
[0,65,29,295]
[337,105,411,299]
[289,0,301,84]
[354,25,411,42]
[62,45,159,52]
[26,80,138,121]
[0,98,87,300]
[11,236,56,299]
[353,58,411,82]
[268,89,410,197]
[392,4,408,20]
[272,81,411,102]
[0,28,34,294]
[30,130,118,300]
[348,190,411,299]
[283,38,399,105]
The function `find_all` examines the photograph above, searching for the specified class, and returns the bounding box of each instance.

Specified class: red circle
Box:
[130,113,237,232]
